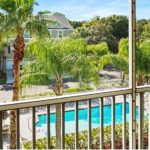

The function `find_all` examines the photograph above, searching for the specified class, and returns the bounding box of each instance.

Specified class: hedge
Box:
[23,120,148,149]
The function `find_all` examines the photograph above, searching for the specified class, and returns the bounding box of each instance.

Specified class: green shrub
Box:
[21,92,54,99]
[23,121,148,149]
[21,86,93,99]
[65,86,93,93]
[0,79,6,84]
[0,70,6,84]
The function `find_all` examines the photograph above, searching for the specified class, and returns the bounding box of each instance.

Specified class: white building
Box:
[0,14,73,84]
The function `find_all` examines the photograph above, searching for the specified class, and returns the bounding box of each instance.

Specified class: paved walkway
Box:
[0,82,79,102]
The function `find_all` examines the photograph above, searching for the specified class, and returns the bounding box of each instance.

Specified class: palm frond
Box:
[0,0,16,14]
[20,72,50,88]
[99,54,128,72]
[22,37,99,89]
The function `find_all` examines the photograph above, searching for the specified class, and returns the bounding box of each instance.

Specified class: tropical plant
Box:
[99,38,149,147]
[99,37,150,85]
[136,19,148,42]
[23,120,149,149]
[99,38,128,85]
[0,0,51,148]
[137,40,150,85]
[72,15,129,53]
[85,42,110,87]
[140,22,150,43]
[86,42,109,56]
[21,37,99,148]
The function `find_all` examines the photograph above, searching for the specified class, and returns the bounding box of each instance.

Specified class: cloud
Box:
[34,0,150,21]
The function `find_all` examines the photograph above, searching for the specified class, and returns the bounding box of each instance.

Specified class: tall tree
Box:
[86,42,109,82]
[21,37,99,148]
[73,15,128,53]
[140,22,150,43]
[136,19,148,42]
[103,15,128,40]
[137,41,150,85]
[0,0,50,148]
[100,38,150,85]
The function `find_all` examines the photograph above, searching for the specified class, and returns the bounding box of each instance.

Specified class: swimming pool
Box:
[36,103,138,136]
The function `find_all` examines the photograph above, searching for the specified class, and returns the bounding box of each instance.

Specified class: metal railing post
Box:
[32,107,36,149]
[0,111,3,149]
[47,105,51,149]
[111,96,115,149]
[129,0,137,149]
[88,100,91,149]
[149,92,150,150]
[75,101,78,149]
[100,98,104,149]
[138,93,144,149]
[61,103,65,149]
[122,95,126,149]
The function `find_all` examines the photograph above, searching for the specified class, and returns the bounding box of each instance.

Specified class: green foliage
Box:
[0,0,51,41]
[72,15,128,53]
[21,91,54,99]
[52,12,65,16]
[136,19,148,42]
[103,15,128,40]
[140,22,150,42]
[76,21,112,47]
[137,41,150,75]
[118,38,129,57]
[21,86,93,99]
[70,55,99,87]
[38,10,51,15]
[87,42,109,56]
[99,37,150,85]
[0,79,6,84]
[99,54,128,72]
[70,20,85,29]
[65,86,93,93]
[21,37,99,93]
[0,70,6,84]
[23,120,149,149]
[0,35,9,57]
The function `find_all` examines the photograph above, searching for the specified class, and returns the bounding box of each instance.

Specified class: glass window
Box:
[58,30,63,38]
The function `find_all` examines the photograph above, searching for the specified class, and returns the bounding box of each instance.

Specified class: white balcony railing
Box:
[0,0,149,149]
[0,85,149,149]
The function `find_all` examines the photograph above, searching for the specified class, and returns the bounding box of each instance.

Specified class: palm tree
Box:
[99,39,150,146]
[137,40,150,85]
[99,38,150,86]
[86,42,110,88]
[99,38,129,86]
[21,37,99,148]
[0,0,50,148]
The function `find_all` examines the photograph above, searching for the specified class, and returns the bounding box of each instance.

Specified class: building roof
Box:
[41,14,73,29]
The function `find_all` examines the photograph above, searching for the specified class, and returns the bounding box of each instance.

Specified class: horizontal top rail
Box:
[0,88,132,111]
[0,85,149,111]
[136,85,150,93]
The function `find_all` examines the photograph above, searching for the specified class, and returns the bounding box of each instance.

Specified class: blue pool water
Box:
[36,103,138,135]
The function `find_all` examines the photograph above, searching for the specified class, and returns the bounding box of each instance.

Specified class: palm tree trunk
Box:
[10,34,25,149]
[53,78,63,149]
[137,72,144,86]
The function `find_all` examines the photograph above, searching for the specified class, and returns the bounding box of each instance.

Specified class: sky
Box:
[34,0,150,21]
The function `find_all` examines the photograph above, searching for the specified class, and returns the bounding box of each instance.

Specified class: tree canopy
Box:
[70,15,129,53]
[21,37,99,91]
